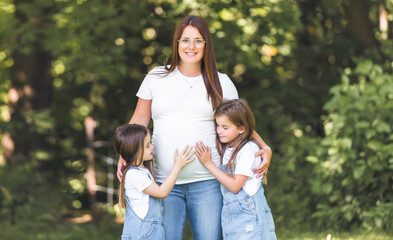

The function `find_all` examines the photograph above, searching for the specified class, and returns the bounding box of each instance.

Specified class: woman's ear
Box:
[239,126,245,134]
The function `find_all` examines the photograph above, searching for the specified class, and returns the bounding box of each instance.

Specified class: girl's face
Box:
[215,115,245,144]
[178,26,204,67]
[142,133,154,161]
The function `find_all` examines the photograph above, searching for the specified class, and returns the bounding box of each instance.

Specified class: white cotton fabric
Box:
[137,66,238,184]
[222,141,262,196]
[124,167,154,219]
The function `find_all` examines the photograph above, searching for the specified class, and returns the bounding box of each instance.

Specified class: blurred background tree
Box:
[0,0,392,238]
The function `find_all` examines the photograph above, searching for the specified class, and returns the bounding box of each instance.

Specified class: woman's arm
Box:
[143,146,195,198]
[117,98,152,181]
[252,130,272,178]
[195,142,248,194]
[129,98,152,127]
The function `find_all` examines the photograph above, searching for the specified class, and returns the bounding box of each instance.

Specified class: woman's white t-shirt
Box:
[222,141,262,196]
[124,167,154,219]
[137,66,238,184]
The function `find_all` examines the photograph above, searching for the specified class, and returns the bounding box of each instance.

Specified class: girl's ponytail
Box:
[118,164,130,209]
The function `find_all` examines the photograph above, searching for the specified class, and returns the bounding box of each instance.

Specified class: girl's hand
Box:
[253,147,272,178]
[117,156,127,181]
[195,141,212,167]
[174,145,195,169]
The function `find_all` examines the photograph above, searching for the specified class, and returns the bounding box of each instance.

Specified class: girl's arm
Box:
[195,142,248,194]
[252,130,272,178]
[117,98,152,181]
[143,146,195,198]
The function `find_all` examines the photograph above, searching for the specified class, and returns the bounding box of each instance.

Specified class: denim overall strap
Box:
[144,195,163,223]
[219,164,250,205]
[121,166,164,240]
[219,164,277,240]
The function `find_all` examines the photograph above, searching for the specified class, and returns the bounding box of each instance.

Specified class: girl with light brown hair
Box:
[195,99,277,239]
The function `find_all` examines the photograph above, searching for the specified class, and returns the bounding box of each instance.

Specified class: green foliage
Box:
[308,59,393,230]
[363,202,393,231]
[1,0,393,235]
[268,130,323,230]
[0,159,72,224]
[0,213,122,240]
[0,158,123,240]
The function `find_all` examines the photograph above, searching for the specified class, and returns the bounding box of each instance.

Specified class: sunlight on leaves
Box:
[0,2,14,13]
[142,28,157,40]
[33,151,51,161]
[53,78,63,88]
[68,178,85,193]
[72,200,82,209]
[219,9,236,21]
[52,60,65,76]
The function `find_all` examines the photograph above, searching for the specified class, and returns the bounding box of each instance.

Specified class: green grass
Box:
[1,214,392,240]
[0,213,123,240]
[277,229,393,240]
[182,220,393,240]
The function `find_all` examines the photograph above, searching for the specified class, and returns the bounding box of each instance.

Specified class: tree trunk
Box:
[5,0,53,163]
[379,2,388,40]
[85,117,98,224]
[343,0,379,49]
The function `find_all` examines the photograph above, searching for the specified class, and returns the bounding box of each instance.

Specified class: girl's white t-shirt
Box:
[137,66,238,184]
[222,141,262,196]
[124,167,154,219]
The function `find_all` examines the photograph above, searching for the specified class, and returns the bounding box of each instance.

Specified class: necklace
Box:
[179,70,200,89]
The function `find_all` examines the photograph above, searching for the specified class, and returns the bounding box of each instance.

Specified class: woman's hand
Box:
[117,156,127,181]
[173,145,195,169]
[253,146,272,178]
[195,141,213,167]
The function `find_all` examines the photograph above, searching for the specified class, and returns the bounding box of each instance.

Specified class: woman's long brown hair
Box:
[163,15,223,110]
[113,124,155,208]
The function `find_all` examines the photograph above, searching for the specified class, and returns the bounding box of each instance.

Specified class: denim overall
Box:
[220,164,277,240]
[121,167,164,240]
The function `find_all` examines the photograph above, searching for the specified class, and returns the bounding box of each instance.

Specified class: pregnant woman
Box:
[117,15,272,240]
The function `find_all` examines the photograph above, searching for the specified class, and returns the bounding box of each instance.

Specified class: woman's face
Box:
[178,26,205,66]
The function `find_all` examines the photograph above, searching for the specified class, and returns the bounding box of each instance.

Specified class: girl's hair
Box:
[214,99,259,173]
[163,15,223,110]
[113,124,155,208]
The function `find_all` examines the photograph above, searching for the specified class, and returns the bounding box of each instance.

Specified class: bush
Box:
[308,59,393,230]
[0,158,122,240]
[0,158,70,229]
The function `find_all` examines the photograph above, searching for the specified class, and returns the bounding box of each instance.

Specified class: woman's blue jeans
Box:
[160,179,223,240]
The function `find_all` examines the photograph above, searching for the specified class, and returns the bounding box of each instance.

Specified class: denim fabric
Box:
[121,167,164,240]
[220,164,277,240]
[161,179,223,240]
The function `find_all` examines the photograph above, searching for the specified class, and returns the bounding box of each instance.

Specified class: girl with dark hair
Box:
[117,16,273,240]
[195,99,277,240]
[114,124,194,240]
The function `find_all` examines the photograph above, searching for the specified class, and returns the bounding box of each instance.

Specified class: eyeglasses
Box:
[178,38,206,48]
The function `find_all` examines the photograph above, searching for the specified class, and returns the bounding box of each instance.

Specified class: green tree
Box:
[1,0,393,235]
[309,59,393,230]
